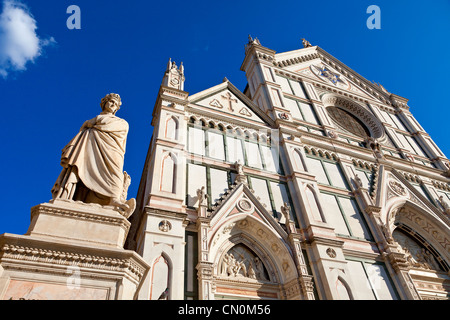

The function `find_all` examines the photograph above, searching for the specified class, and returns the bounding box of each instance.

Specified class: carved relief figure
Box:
[254,257,268,281]
[51,93,135,215]
[220,245,269,281]
[393,229,442,272]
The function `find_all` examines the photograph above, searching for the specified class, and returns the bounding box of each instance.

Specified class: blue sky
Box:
[0,0,449,235]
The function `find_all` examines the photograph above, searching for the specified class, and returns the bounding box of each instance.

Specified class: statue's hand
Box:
[81,119,95,130]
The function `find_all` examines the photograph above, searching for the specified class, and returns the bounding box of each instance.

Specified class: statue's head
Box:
[100,93,122,114]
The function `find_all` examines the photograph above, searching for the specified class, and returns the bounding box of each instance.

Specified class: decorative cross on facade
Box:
[221,92,238,112]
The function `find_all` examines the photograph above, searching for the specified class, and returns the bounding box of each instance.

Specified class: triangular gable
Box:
[208,183,288,240]
[188,79,274,126]
[293,61,378,101]
[274,46,389,103]
[374,166,445,221]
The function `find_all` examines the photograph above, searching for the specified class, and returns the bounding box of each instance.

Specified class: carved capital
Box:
[383,251,410,273]
[365,205,382,218]
[196,262,214,281]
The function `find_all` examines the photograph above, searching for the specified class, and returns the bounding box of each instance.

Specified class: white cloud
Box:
[0,0,55,78]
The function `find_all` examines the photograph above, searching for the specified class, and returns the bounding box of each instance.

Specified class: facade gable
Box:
[188,80,272,126]
[273,46,391,105]
[209,182,289,240]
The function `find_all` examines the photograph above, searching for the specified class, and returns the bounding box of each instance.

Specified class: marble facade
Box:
[126,38,450,300]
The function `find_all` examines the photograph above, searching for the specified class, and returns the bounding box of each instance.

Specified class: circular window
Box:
[321,94,385,140]
[326,106,371,138]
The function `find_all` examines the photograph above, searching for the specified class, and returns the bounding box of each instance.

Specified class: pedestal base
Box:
[0,201,150,300]
[0,233,149,300]
[27,200,131,249]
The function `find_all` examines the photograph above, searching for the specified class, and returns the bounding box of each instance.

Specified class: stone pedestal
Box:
[0,201,150,300]
[27,200,131,249]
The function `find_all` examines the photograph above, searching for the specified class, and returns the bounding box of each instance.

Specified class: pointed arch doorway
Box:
[214,241,280,300]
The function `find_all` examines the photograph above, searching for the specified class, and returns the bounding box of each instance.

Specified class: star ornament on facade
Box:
[319,67,342,85]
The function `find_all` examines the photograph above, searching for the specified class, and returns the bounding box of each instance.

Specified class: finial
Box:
[301,38,312,48]
[179,62,184,74]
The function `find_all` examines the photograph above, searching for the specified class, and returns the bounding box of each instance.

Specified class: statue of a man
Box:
[52,93,134,214]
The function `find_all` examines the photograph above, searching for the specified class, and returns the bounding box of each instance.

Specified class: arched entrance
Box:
[386,201,450,300]
[209,215,300,300]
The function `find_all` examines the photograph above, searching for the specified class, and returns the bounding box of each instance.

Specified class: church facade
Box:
[124,38,450,300]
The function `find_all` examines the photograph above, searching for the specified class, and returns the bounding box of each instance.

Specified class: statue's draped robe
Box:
[62,114,129,199]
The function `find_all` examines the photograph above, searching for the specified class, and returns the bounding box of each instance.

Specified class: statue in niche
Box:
[247,263,256,279]
[51,93,135,217]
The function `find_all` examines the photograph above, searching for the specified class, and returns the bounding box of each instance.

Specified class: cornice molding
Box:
[0,238,148,283]
[31,202,131,230]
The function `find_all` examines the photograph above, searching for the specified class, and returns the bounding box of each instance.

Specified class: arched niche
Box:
[209,215,299,299]
[336,276,353,300]
[385,200,450,299]
[160,152,177,193]
[304,184,326,223]
[385,200,450,265]
[292,148,306,172]
[165,115,179,140]
[149,254,172,300]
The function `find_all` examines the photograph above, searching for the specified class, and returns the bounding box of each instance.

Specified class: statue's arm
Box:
[80,117,98,131]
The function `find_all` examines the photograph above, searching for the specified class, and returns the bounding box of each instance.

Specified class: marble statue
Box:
[354,174,363,189]
[281,202,291,222]
[197,186,208,206]
[235,160,244,176]
[51,93,135,216]
[439,196,450,215]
